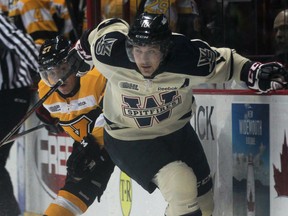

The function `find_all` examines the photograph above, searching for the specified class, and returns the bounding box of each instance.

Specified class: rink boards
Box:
[6,90,288,216]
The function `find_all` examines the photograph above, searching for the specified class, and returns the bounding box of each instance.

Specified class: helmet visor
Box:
[39,59,72,87]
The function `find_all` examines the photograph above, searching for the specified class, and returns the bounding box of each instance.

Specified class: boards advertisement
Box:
[7,93,288,215]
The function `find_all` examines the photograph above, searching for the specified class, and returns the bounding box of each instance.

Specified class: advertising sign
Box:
[232,103,270,216]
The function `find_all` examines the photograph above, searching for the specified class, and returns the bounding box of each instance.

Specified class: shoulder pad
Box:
[97,18,128,31]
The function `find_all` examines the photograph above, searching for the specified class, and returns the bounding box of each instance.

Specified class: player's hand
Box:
[67,30,94,77]
[246,62,288,93]
[66,134,104,182]
[35,105,63,134]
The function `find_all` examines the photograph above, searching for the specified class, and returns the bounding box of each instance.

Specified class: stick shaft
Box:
[1,124,45,147]
[0,69,75,146]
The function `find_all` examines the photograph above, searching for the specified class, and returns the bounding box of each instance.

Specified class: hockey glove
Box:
[35,105,63,134]
[66,134,105,182]
[67,30,94,77]
[243,62,288,93]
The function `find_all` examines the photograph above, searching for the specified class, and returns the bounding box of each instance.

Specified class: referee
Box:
[0,13,38,216]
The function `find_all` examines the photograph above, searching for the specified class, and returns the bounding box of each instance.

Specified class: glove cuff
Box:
[240,61,256,83]
[80,29,93,56]
[36,105,58,125]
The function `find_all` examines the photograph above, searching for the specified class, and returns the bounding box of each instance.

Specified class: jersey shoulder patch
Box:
[94,31,132,68]
[163,35,217,76]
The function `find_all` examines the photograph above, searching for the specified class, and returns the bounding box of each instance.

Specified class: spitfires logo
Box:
[34,130,74,198]
[120,171,132,216]
[95,35,117,56]
[122,91,182,128]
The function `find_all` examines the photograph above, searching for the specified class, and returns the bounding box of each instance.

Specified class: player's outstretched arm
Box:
[240,61,288,93]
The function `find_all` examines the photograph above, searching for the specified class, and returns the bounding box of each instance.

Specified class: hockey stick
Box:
[65,0,79,39]
[0,68,75,147]
[1,124,45,147]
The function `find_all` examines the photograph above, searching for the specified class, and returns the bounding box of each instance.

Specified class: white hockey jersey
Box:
[87,18,250,141]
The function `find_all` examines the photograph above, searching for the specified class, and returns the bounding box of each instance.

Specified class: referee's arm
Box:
[0,14,39,71]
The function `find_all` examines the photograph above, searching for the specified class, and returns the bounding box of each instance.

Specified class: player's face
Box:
[44,62,77,95]
[57,74,78,95]
[274,12,288,53]
[274,26,288,50]
[132,44,163,77]
[43,61,70,86]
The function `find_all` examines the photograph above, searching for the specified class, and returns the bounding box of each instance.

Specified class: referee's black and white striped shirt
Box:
[0,13,39,91]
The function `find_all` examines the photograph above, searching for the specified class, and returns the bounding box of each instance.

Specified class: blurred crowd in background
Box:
[0,0,287,59]
[0,0,287,92]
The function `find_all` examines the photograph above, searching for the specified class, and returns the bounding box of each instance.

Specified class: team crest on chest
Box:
[122,91,182,128]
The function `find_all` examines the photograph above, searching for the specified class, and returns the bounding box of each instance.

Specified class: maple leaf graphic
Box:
[273,132,288,196]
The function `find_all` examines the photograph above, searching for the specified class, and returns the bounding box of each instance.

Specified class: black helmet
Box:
[38,36,72,86]
[39,35,71,69]
[126,12,172,62]
[128,12,171,45]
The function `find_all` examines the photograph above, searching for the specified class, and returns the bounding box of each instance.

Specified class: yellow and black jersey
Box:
[139,0,199,31]
[102,0,122,19]
[140,0,178,31]
[51,0,73,36]
[9,0,72,46]
[0,0,9,13]
[38,68,107,145]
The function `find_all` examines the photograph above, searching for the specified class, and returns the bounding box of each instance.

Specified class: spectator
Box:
[137,0,208,39]
[8,0,73,49]
[273,9,288,67]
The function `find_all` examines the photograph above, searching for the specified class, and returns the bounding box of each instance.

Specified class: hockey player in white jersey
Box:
[67,12,288,216]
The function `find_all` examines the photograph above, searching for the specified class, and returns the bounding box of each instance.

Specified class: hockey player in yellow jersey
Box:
[9,0,73,48]
[0,0,9,14]
[37,36,114,215]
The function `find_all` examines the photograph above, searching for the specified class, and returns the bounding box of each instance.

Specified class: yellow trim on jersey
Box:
[58,190,88,213]
[9,0,53,17]
[27,20,58,33]
[177,7,194,14]
[0,4,8,13]
[44,203,75,216]
[144,0,176,15]
[92,127,104,147]
[44,189,89,215]
[8,0,71,44]
[14,0,51,12]
[53,0,65,4]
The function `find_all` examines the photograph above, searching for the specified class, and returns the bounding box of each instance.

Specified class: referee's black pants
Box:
[0,87,31,216]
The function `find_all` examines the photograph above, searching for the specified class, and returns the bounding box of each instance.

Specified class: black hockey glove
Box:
[66,134,105,182]
[35,105,64,134]
[243,62,288,94]
[67,30,94,77]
